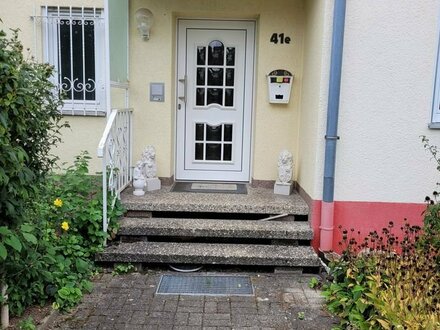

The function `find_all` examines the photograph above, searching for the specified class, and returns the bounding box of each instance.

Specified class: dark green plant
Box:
[421,135,440,172]
[0,24,67,315]
[112,263,135,276]
[323,221,439,329]
[54,286,83,311]
[0,25,125,316]
[1,153,123,315]
[422,194,440,253]
[308,277,320,289]
[17,317,36,330]
[420,136,440,255]
[0,27,67,229]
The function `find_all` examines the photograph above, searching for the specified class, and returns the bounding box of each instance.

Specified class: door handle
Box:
[178,75,187,105]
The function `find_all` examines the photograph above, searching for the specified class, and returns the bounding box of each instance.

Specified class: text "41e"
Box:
[270,33,291,44]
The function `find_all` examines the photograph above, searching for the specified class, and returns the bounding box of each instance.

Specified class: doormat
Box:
[156,274,254,296]
[171,182,247,194]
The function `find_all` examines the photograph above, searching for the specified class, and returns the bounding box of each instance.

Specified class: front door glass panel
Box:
[195,40,236,108]
[194,123,233,162]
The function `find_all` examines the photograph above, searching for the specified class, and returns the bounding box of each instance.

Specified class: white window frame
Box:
[43,6,106,116]
[430,21,440,127]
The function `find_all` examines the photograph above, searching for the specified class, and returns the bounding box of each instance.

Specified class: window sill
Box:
[60,110,106,117]
[428,122,440,129]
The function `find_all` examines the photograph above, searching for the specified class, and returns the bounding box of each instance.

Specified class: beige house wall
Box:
[1,0,314,180]
[129,0,306,181]
[1,0,106,174]
[335,0,440,203]
[7,0,440,202]
[297,0,333,200]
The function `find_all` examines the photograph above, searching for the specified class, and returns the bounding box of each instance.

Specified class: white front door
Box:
[176,19,255,182]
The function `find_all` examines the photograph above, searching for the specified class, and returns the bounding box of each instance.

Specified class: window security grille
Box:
[33,6,106,116]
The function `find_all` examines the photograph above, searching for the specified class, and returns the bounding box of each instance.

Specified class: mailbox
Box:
[267,69,293,104]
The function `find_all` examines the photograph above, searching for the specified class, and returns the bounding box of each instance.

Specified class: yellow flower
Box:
[54,198,63,208]
[61,221,69,231]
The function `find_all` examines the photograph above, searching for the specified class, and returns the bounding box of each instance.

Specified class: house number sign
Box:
[270,33,291,44]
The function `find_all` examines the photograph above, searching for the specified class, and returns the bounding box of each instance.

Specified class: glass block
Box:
[208,68,224,86]
[223,144,232,161]
[206,143,221,160]
[226,47,235,66]
[195,123,204,141]
[195,143,204,160]
[208,40,224,65]
[196,88,205,106]
[206,125,222,141]
[197,46,206,65]
[197,68,205,86]
[226,69,234,86]
[207,88,223,105]
[224,124,233,142]
[225,89,234,107]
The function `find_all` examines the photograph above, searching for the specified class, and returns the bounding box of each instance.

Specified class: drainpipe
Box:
[320,0,346,251]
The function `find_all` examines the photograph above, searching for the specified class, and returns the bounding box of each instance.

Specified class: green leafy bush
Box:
[17,317,36,330]
[1,153,123,314]
[112,263,135,276]
[323,221,440,329]
[0,27,66,229]
[0,23,123,316]
[54,286,83,311]
[422,194,440,253]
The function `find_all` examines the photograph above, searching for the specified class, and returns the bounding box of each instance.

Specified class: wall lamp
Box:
[135,8,154,40]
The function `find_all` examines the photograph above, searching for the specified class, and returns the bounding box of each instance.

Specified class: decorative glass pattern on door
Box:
[195,41,235,108]
[195,123,233,161]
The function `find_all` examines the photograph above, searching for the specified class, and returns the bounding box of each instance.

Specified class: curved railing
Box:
[97,108,133,234]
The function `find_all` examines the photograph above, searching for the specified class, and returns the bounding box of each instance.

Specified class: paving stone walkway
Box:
[46,270,338,330]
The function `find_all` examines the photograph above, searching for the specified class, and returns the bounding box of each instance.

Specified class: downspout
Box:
[320,0,347,251]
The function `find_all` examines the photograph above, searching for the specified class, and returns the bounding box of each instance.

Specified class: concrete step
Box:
[96,241,320,268]
[117,217,314,241]
[120,186,309,217]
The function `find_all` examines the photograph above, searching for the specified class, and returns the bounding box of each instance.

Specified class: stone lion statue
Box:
[277,150,293,184]
[141,145,157,178]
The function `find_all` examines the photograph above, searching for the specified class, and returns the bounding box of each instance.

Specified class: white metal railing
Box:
[97,108,133,233]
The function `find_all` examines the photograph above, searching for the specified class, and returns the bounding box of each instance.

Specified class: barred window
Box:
[43,6,106,116]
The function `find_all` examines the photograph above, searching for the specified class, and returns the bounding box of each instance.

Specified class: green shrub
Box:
[0,23,123,316]
[322,246,377,329]
[0,27,67,229]
[112,263,135,276]
[323,221,440,329]
[17,317,36,330]
[2,153,123,314]
[422,195,440,254]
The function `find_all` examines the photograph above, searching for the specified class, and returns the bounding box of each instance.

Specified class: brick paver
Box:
[47,270,338,329]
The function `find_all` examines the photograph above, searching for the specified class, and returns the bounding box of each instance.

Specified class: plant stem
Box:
[1,283,9,329]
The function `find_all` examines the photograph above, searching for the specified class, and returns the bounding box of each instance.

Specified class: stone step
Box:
[120,186,309,216]
[117,217,314,240]
[96,241,320,268]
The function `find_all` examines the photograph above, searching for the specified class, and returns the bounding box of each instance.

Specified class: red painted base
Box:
[309,200,426,253]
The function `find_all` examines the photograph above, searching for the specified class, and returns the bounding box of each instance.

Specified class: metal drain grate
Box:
[156,274,254,296]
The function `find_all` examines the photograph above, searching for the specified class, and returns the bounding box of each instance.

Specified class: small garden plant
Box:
[323,220,439,329]
[112,263,135,276]
[1,153,123,314]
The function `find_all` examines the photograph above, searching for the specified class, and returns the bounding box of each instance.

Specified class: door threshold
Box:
[171,181,248,194]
